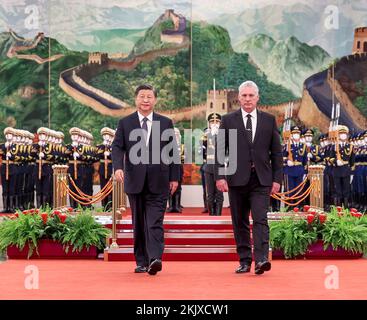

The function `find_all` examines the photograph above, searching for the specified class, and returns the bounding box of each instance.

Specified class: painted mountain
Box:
[237,34,332,96]
[213,1,367,58]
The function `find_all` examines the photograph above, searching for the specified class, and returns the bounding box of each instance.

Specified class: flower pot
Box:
[271,248,305,260]
[7,239,98,259]
[305,240,363,259]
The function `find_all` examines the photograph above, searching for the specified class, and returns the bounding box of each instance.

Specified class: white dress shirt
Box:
[138,111,153,145]
[241,108,257,142]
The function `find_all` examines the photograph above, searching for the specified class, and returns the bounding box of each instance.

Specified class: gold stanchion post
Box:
[110,174,119,249]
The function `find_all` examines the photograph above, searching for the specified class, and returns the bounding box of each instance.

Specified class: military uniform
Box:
[351,132,366,211]
[96,127,115,211]
[283,126,308,206]
[167,128,184,213]
[199,128,209,213]
[319,133,333,210]
[1,128,18,212]
[203,113,223,216]
[67,127,85,208]
[302,128,322,206]
[329,125,355,208]
[34,128,58,208]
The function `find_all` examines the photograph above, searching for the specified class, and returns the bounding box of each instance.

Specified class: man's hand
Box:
[287,160,294,167]
[216,179,228,192]
[170,181,178,195]
[115,169,124,183]
[271,182,281,194]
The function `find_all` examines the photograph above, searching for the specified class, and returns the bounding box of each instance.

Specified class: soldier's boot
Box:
[352,193,362,210]
[334,197,341,208]
[36,195,43,209]
[215,202,223,216]
[178,193,183,209]
[13,195,21,211]
[201,195,208,213]
[343,197,349,210]
[361,194,367,213]
[1,195,9,213]
[19,194,25,211]
[8,196,15,213]
[42,195,50,209]
[29,192,35,209]
[173,192,182,213]
[166,195,174,213]
[208,202,215,216]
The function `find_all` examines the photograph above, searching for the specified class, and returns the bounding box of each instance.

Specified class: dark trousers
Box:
[228,170,271,264]
[334,176,351,200]
[204,172,223,206]
[128,177,168,267]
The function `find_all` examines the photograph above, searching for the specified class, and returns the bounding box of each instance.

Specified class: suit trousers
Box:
[128,176,168,267]
[228,169,271,264]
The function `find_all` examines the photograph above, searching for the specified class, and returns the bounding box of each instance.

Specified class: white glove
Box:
[104,151,110,157]
[287,160,294,166]
[39,152,45,159]
[337,159,344,166]
[73,152,80,159]
[307,152,313,159]
[350,175,354,184]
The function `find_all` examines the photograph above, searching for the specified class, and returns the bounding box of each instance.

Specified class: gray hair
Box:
[238,81,259,96]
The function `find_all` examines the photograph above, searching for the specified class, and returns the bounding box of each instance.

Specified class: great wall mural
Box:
[1,0,367,184]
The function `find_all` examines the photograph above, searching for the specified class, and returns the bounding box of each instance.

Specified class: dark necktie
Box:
[142,117,148,141]
[246,114,252,144]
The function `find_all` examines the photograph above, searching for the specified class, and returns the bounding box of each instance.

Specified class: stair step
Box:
[104,245,272,261]
[108,231,236,245]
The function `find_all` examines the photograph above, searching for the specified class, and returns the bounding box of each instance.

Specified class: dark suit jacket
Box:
[215,108,283,187]
[112,111,180,194]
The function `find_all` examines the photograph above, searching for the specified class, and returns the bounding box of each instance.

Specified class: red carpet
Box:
[0,259,366,300]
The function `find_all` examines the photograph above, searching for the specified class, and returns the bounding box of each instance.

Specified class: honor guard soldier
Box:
[203,113,224,216]
[22,131,36,209]
[198,127,209,213]
[319,133,333,210]
[304,129,321,165]
[81,130,97,203]
[351,132,366,212]
[67,127,84,208]
[35,127,54,208]
[283,126,308,205]
[329,125,355,208]
[166,128,184,213]
[1,127,18,213]
[303,128,321,206]
[96,127,114,210]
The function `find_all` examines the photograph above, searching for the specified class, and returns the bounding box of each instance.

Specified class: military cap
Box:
[291,126,301,134]
[207,113,222,122]
[304,128,314,136]
[337,125,349,134]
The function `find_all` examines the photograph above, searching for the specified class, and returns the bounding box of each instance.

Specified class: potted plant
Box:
[270,216,318,259]
[314,208,367,259]
[0,207,110,259]
[269,206,367,259]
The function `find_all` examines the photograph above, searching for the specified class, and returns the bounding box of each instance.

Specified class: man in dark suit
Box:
[216,80,283,275]
[112,84,179,276]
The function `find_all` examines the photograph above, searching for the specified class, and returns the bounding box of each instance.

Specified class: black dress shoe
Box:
[148,259,162,275]
[255,261,271,275]
[134,266,147,273]
[235,264,251,273]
